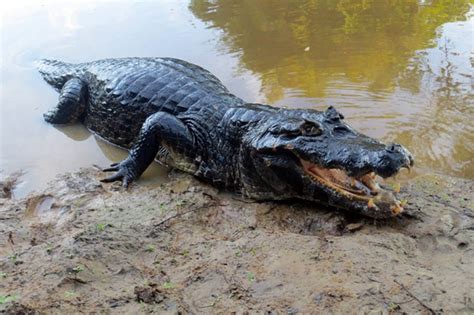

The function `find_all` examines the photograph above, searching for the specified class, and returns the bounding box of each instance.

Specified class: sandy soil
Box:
[0,168,473,314]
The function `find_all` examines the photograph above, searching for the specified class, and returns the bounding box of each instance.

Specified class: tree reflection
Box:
[395,31,474,178]
[190,0,470,102]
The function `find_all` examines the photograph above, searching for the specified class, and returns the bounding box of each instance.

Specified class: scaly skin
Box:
[37,57,414,218]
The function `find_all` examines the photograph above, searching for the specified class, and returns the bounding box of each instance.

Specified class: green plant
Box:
[163,281,175,289]
[386,301,401,311]
[72,265,84,273]
[247,272,255,283]
[96,223,107,232]
[46,244,54,255]
[175,199,187,207]
[0,295,17,305]
[7,253,17,262]
[145,244,155,252]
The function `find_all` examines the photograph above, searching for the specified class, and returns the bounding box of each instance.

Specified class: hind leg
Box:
[44,77,87,124]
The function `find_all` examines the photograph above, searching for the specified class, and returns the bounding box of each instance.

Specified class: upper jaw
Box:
[300,158,408,217]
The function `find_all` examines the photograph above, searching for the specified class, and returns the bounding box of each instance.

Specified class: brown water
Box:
[1,0,473,198]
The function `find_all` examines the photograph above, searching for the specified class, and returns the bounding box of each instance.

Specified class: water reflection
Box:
[54,124,92,142]
[190,0,469,99]
[395,14,474,177]
[190,0,473,178]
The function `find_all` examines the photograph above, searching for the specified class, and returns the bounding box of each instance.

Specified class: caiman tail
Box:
[35,59,81,91]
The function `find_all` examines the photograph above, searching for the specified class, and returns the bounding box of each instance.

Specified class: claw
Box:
[99,158,137,187]
[123,177,131,188]
[102,166,119,172]
[100,171,124,183]
[102,162,121,172]
[401,165,411,174]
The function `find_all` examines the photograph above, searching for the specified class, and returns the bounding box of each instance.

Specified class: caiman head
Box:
[242,106,414,218]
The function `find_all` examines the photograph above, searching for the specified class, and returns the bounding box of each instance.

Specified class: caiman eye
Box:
[301,122,322,136]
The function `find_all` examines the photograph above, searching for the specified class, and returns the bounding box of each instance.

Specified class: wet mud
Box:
[0,169,473,314]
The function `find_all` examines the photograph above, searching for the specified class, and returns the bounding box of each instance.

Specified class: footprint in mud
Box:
[25,194,70,225]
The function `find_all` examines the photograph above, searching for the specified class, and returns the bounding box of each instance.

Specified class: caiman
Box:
[37,57,414,218]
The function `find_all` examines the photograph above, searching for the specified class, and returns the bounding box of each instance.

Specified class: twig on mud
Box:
[394,280,437,315]
[201,192,218,201]
[262,204,278,215]
[153,202,224,228]
[367,276,382,283]
[230,196,262,204]
[8,232,14,246]
[65,276,88,284]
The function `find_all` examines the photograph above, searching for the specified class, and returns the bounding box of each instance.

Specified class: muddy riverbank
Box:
[0,169,473,314]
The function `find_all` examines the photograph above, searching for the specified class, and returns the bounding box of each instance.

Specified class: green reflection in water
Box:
[190,0,473,179]
[190,0,470,101]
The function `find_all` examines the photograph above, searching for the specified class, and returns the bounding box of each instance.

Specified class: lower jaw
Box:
[301,163,404,216]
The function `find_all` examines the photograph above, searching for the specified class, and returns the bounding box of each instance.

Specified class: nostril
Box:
[385,143,415,166]
[385,143,402,153]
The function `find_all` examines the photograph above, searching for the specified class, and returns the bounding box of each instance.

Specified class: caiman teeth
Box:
[301,159,405,215]
[367,198,375,208]
[390,202,404,215]
[301,161,379,199]
[401,165,412,174]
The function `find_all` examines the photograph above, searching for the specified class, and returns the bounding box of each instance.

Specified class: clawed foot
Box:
[101,159,138,188]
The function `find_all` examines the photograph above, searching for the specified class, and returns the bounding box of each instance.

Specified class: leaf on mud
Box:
[247,272,255,283]
[96,223,107,232]
[7,253,17,262]
[72,265,84,273]
[145,244,155,252]
[0,295,17,305]
[64,291,76,298]
[386,301,401,311]
[162,281,175,289]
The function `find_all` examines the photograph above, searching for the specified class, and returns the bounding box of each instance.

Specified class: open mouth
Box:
[300,159,405,216]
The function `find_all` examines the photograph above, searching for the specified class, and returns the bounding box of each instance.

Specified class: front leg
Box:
[101,112,195,187]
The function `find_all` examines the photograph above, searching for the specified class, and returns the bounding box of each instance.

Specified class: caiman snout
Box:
[385,142,414,166]
[375,142,414,178]
[385,143,402,153]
